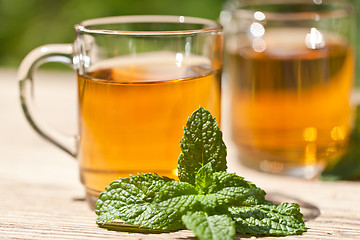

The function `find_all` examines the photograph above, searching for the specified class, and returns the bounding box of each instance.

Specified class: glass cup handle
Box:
[18,44,78,157]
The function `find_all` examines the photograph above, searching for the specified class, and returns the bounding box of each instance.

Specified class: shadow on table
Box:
[266,192,321,222]
[72,197,86,202]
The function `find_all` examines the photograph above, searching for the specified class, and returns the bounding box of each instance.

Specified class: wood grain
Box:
[1,69,360,239]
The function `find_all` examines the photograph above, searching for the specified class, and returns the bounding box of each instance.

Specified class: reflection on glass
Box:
[260,160,284,173]
[305,28,325,49]
[252,38,266,52]
[305,143,317,165]
[254,11,265,21]
[331,126,345,141]
[250,22,265,38]
[313,0,323,5]
[303,127,317,142]
[176,52,183,68]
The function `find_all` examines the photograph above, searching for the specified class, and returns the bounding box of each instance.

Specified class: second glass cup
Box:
[221,0,355,178]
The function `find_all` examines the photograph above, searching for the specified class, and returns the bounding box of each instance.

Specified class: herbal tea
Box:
[78,52,221,196]
[227,29,354,174]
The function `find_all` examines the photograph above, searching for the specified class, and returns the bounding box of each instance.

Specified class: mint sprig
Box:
[178,106,227,185]
[95,107,306,239]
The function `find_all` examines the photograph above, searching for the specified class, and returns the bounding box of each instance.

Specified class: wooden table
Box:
[1,68,359,239]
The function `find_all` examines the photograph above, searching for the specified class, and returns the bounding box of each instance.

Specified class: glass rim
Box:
[75,15,222,35]
[225,0,354,21]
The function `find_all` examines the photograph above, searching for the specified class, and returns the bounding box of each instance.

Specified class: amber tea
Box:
[227,28,354,175]
[78,52,221,197]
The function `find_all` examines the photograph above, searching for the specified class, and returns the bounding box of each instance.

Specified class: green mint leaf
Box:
[202,186,266,209]
[177,106,227,185]
[154,181,199,203]
[229,203,306,236]
[156,171,266,216]
[182,211,236,240]
[115,202,184,230]
[118,181,200,231]
[201,171,268,210]
[95,173,173,224]
[153,181,202,216]
[97,179,200,231]
[208,171,261,193]
[195,162,215,194]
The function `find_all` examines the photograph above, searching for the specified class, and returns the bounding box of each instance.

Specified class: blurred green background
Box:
[0,0,226,67]
[0,0,359,82]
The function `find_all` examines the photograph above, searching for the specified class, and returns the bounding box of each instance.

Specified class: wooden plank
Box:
[1,69,360,239]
